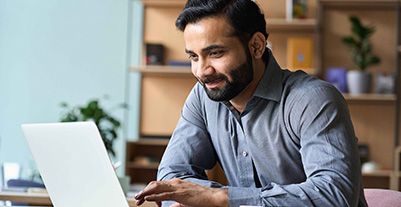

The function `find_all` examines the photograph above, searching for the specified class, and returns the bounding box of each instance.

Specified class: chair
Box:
[364,188,401,207]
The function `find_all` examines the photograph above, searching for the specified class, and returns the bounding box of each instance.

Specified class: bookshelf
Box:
[127,0,401,190]
[130,66,192,76]
[343,94,397,102]
[125,139,169,184]
[126,0,322,184]
[267,18,317,32]
[318,0,401,190]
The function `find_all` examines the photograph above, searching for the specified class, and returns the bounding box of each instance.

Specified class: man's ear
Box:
[248,32,266,59]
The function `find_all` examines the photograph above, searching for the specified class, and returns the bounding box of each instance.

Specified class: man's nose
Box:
[195,58,214,79]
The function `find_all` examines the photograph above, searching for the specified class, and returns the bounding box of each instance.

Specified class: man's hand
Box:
[134,178,228,207]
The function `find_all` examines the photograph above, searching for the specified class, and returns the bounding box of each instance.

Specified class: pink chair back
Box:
[364,188,401,207]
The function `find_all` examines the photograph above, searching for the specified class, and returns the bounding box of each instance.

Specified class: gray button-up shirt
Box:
[158,53,367,207]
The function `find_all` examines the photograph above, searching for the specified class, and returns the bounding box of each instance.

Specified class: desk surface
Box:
[0,191,156,207]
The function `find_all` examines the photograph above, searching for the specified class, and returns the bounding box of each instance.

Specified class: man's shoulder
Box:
[283,70,342,103]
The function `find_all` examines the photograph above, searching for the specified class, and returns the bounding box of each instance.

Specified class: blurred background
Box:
[0,0,400,201]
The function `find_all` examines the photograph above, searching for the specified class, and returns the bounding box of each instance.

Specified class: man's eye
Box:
[210,50,224,58]
[188,54,198,61]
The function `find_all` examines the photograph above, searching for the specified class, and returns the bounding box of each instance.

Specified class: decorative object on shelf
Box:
[325,67,348,93]
[286,0,308,20]
[286,36,313,72]
[361,161,381,173]
[358,144,370,165]
[347,71,371,94]
[146,43,165,65]
[59,97,126,158]
[374,73,395,94]
[342,16,381,94]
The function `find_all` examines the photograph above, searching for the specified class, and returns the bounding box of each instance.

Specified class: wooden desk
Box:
[0,191,51,205]
[0,191,156,207]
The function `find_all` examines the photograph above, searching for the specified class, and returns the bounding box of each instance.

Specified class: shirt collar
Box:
[253,50,283,102]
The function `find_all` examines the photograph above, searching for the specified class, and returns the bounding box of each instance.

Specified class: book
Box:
[286,0,308,20]
[146,43,164,65]
[286,37,313,72]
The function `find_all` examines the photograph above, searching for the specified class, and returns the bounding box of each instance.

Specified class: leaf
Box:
[342,37,357,47]
[343,15,380,71]
[58,97,124,158]
[88,100,99,109]
[368,56,381,66]
[59,102,69,108]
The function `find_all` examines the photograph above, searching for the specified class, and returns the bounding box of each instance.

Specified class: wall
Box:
[126,0,143,141]
[0,0,133,177]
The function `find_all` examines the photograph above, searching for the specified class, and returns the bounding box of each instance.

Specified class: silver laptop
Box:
[22,122,129,207]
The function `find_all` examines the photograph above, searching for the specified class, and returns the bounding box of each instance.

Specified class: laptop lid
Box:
[22,122,129,207]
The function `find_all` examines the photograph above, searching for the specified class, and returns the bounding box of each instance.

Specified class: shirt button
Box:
[242,151,248,157]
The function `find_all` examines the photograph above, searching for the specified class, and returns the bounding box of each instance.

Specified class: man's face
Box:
[183,16,253,102]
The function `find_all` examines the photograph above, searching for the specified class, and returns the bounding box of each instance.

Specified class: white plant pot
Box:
[347,71,371,94]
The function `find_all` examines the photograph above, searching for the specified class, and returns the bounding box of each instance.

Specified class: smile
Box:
[205,78,224,89]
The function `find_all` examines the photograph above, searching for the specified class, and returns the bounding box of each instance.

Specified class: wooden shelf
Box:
[142,0,185,7]
[363,170,394,177]
[125,139,167,183]
[131,65,192,76]
[319,0,399,9]
[127,138,169,146]
[268,18,317,32]
[343,93,396,102]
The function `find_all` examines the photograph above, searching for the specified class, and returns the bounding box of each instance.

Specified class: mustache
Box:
[197,74,227,84]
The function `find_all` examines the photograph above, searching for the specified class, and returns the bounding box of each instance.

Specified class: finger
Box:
[144,192,174,202]
[170,202,185,207]
[135,198,145,206]
[135,181,172,200]
[134,190,143,200]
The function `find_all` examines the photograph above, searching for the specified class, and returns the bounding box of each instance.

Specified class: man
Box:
[135,0,367,206]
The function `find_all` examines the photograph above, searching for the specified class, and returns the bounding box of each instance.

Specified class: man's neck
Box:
[229,60,266,113]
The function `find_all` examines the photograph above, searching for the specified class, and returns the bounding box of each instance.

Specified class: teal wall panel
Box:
[0,0,138,177]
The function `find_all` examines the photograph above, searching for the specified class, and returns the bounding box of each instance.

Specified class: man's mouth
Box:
[204,78,224,89]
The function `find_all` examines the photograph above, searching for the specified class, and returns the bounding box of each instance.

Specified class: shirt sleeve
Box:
[225,84,364,207]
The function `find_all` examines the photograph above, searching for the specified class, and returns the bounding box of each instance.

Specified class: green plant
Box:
[59,98,125,158]
[342,16,381,71]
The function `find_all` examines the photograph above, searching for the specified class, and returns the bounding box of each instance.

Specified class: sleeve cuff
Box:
[227,187,263,207]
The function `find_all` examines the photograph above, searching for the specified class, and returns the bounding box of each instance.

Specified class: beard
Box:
[198,53,254,102]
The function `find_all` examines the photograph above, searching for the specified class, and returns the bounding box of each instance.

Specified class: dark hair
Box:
[176,0,269,61]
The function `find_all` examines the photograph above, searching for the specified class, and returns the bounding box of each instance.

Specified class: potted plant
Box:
[59,98,132,194]
[342,16,381,94]
[59,98,124,159]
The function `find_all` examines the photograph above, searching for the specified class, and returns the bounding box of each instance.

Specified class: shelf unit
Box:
[343,94,397,103]
[130,66,192,76]
[127,0,401,189]
[126,0,321,184]
[318,0,401,190]
[395,146,401,190]
[125,139,169,184]
[265,18,317,32]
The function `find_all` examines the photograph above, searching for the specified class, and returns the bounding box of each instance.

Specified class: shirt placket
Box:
[226,104,255,187]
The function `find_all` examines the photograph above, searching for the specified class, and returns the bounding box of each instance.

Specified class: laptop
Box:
[21,122,130,207]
